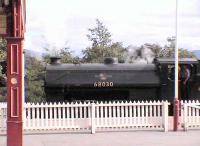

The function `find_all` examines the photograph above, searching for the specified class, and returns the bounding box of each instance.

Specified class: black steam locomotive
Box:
[44,57,200,102]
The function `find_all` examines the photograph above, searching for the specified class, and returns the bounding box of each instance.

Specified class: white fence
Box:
[0,101,169,133]
[0,102,6,132]
[1,100,200,133]
[24,102,91,131]
[180,100,200,130]
[93,101,169,133]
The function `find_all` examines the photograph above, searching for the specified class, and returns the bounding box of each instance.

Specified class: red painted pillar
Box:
[173,99,179,131]
[5,0,25,145]
[173,71,181,131]
[7,37,23,146]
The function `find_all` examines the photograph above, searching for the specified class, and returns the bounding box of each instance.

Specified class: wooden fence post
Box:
[0,103,2,130]
[183,103,188,131]
[91,103,96,134]
[163,101,168,132]
[23,104,26,129]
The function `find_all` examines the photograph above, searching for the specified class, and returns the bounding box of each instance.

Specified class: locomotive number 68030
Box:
[94,81,113,87]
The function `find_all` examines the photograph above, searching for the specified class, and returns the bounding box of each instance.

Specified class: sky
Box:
[24,0,200,56]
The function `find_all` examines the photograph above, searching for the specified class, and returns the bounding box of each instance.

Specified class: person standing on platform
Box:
[181,65,191,100]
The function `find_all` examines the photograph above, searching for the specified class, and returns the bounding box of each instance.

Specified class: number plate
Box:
[94,81,113,87]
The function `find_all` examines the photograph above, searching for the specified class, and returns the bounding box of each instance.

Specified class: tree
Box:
[143,43,162,57]
[0,38,7,102]
[83,19,127,63]
[86,19,111,48]
[178,48,196,58]
[0,38,6,73]
[43,46,74,64]
[108,42,128,62]
[158,36,195,58]
[25,57,45,102]
[60,47,74,63]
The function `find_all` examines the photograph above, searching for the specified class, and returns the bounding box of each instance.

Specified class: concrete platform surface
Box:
[0,131,200,146]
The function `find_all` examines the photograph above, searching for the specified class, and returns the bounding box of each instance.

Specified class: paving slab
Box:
[0,131,200,146]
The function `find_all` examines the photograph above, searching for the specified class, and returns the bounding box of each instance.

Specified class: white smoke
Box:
[141,45,155,63]
[126,44,156,64]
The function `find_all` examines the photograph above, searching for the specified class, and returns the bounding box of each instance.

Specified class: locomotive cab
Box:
[155,58,200,101]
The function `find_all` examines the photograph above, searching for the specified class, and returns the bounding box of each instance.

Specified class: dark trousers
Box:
[181,81,190,100]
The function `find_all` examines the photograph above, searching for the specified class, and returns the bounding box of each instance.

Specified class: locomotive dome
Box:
[103,57,118,64]
[49,56,62,65]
